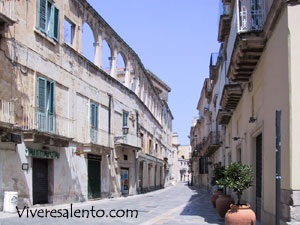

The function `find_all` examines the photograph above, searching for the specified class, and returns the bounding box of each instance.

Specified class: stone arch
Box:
[81,21,97,63]
[117,51,128,69]
[116,51,127,84]
[101,38,113,72]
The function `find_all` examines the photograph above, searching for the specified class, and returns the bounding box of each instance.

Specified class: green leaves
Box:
[211,163,226,186]
[213,162,254,205]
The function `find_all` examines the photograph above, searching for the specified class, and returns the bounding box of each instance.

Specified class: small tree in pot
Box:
[214,166,234,218]
[224,162,256,225]
[210,163,225,208]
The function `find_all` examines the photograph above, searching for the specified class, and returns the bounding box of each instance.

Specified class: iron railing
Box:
[22,106,73,138]
[238,0,264,32]
[0,99,14,124]
[204,131,221,151]
[114,131,142,149]
[90,127,113,148]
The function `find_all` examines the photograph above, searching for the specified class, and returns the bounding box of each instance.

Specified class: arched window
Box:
[181,155,185,159]
[82,22,95,63]
[102,39,112,73]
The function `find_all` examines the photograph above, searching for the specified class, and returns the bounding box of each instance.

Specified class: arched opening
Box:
[82,22,96,63]
[102,39,112,73]
[116,52,126,83]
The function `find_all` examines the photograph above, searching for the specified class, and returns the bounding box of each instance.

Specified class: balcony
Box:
[217,109,232,125]
[218,1,231,42]
[227,0,265,82]
[0,1,16,29]
[209,52,219,81]
[90,127,113,149]
[220,83,243,111]
[203,131,221,157]
[0,99,14,128]
[114,133,142,150]
[205,79,213,102]
[22,107,73,147]
[0,100,21,144]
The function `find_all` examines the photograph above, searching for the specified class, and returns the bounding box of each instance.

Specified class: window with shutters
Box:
[37,77,55,133]
[199,157,208,174]
[38,0,59,41]
[123,111,128,128]
[90,102,98,143]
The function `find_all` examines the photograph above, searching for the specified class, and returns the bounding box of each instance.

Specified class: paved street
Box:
[0,183,224,225]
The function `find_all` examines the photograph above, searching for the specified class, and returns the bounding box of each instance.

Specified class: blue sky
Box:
[85,0,220,145]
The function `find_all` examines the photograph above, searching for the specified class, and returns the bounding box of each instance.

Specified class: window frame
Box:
[63,17,75,46]
[38,0,59,41]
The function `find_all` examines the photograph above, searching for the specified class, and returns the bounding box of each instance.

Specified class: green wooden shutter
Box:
[37,77,47,131]
[49,4,54,38]
[48,81,55,133]
[90,103,99,129]
[38,0,47,33]
[95,104,98,129]
[90,103,98,143]
[91,104,95,128]
[53,7,59,40]
[50,5,59,41]
[123,112,128,127]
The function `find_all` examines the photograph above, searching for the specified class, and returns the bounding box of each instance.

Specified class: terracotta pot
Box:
[216,194,234,218]
[211,191,223,208]
[225,204,256,225]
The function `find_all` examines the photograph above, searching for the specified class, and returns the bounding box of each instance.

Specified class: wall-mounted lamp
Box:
[22,163,29,171]
[122,126,129,135]
[249,116,257,123]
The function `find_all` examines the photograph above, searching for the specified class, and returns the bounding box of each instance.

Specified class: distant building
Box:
[178,145,191,182]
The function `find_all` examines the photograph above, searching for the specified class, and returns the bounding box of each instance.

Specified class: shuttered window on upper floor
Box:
[90,103,98,130]
[37,77,55,133]
[38,0,59,41]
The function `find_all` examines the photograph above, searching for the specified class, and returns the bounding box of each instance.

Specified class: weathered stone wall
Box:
[0,0,173,208]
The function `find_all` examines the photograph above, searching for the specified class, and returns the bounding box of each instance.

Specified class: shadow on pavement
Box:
[179,185,225,225]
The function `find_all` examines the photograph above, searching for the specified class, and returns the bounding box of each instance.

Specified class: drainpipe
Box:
[275,110,281,225]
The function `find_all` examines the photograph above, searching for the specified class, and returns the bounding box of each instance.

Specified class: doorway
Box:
[256,134,262,221]
[33,158,49,204]
[120,168,129,195]
[88,155,101,199]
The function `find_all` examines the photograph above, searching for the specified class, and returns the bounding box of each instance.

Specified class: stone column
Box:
[124,59,131,88]
[110,48,117,78]
[93,41,102,68]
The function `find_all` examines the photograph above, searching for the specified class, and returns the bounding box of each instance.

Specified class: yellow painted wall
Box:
[226,7,290,219]
[288,5,300,190]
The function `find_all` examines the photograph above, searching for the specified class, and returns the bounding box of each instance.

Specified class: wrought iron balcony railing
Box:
[238,0,264,33]
[0,99,15,125]
[204,131,221,156]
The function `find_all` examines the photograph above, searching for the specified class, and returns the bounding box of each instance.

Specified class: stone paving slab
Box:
[0,183,225,225]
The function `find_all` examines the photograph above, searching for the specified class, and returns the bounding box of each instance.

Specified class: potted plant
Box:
[75,148,84,156]
[215,168,234,218]
[210,163,225,208]
[224,162,256,225]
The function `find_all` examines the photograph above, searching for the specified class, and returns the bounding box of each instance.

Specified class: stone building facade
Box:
[0,0,173,210]
[177,145,191,182]
[190,0,300,224]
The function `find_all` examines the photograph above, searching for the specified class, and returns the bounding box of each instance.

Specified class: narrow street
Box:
[0,183,224,225]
